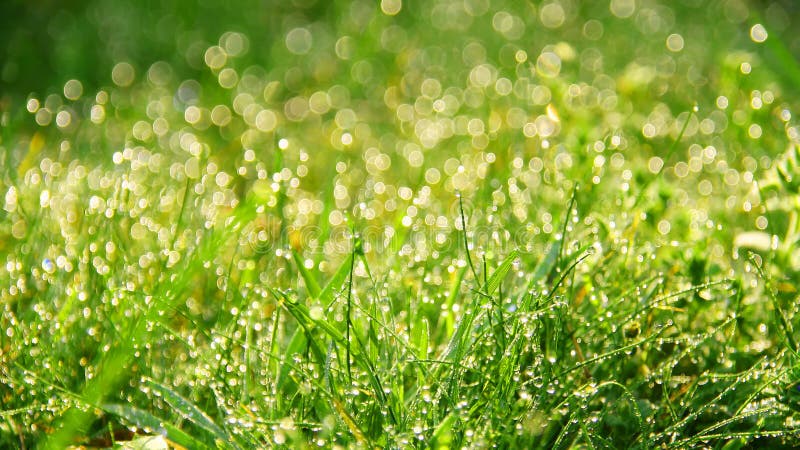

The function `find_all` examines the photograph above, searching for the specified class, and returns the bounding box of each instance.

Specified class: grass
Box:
[2,0,800,448]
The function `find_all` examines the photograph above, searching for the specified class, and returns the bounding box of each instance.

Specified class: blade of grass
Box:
[102,403,212,450]
[748,252,798,353]
[292,250,321,298]
[144,378,233,448]
[457,192,481,290]
[485,249,518,296]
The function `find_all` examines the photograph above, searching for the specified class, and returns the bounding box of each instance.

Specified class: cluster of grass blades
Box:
[3,1,800,448]
[2,177,797,448]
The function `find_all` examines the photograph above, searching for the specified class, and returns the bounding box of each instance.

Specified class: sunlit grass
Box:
[1,0,800,448]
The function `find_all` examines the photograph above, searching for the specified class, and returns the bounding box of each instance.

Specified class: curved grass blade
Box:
[485,249,518,296]
[144,378,234,449]
[319,253,354,307]
[102,403,211,450]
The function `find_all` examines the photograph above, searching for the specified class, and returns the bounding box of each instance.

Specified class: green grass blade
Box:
[444,264,469,335]
[430,413,457,448]
[319,253,354,307]
[530,242,560,287]
[102,403,212,450]
[411,317,430,359]
[292,250,322,298]
[485,249,519,295]
[143,378,232,448]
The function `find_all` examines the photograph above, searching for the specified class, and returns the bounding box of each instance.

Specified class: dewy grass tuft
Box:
[1,1,800,448]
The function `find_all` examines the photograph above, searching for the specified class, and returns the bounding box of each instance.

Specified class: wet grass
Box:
[2,0,800,448]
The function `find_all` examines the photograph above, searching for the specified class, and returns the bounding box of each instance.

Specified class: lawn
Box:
[2,0,800,448]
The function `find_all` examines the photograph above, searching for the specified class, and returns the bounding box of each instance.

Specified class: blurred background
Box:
[2,0,800,105]
[3,0,800,263]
